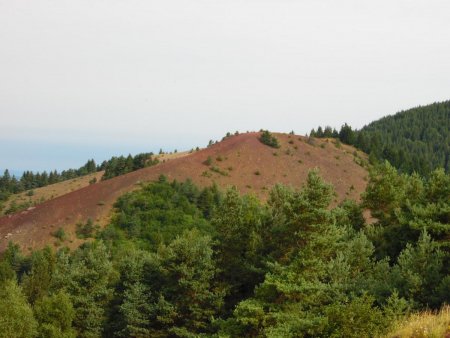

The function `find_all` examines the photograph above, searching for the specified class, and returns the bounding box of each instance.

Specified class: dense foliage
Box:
[1,166,448,337]
[310,101,450,175]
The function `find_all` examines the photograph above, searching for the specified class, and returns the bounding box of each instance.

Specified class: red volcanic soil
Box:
[0,132,369,253]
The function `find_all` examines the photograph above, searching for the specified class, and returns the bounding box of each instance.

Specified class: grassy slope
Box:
[0,172,105,216]
[385,306,449,338]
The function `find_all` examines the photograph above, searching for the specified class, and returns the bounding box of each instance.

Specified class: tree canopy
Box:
[0,168,448,337]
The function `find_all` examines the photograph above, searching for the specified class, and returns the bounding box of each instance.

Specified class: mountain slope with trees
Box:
[0,166,448,337]
[0,153,158,212]
[0,132,368,253]
[311,101,450,175]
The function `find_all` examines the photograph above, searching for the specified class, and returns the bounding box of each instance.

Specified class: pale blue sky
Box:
[1,0,449,174]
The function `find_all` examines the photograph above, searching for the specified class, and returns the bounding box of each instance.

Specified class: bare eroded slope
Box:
[0,132,368,253]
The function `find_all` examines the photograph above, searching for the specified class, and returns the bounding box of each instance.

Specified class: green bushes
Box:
[259,130,280,148]
[107,179,219,247]
[203,156,213,166]
[52,228,67,241]
[76,219,97,239]
[210,166,228,176]
[4,200,32,215]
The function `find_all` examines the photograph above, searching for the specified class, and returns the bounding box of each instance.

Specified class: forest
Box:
[310,101,450,176]
[0,164,448,337]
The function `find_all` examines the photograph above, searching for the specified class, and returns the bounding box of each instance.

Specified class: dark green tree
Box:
[212,187,267,312]
[52,242,114,338]
[259,130,280,148]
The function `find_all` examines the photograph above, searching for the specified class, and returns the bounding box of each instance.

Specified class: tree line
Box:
[0,164,448,337]
[100,153,158,181]
[310,101,450,176]
[0,153,159,204]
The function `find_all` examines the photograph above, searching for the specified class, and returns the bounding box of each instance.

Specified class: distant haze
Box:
[1,0,449,173]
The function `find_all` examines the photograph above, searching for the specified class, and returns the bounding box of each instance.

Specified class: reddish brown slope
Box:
[0,132,368,253]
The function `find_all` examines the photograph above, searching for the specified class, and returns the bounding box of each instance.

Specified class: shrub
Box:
[324,295,386,338]
[259,130,280,148]
[210,166,228,176]
[0,190,11,202]
[52,228,67,241]
[26,190,34,197]
[5,200,32,215]
[76,219,96,239]
[89,177,97,185]
[201,171,212,178]
[254,170,261,176]
[353,156,367,168]
[204,156,213,166]
[307,136,316,146]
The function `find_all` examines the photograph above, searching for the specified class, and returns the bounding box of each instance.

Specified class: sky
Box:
[1,0,449,174]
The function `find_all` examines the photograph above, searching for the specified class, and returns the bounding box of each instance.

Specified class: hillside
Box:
[0,151,190,217]
[311,100,450,176]
[359,101,450,175]
[0,132,368,253]
[0,171,104,217]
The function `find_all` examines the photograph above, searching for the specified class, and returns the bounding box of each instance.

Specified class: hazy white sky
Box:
[1,0,449,172]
